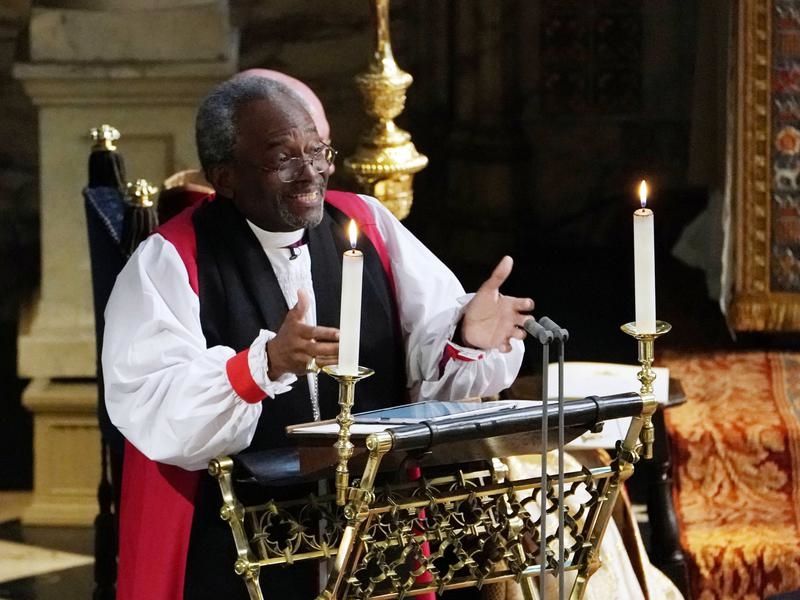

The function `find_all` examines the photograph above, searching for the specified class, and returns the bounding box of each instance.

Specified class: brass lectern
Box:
[210,392,656,599]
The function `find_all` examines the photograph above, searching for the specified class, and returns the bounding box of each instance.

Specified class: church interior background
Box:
[1,1,799,599]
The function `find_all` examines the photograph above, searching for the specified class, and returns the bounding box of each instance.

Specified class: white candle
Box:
[338,220,363,375]
[633,180,656,333]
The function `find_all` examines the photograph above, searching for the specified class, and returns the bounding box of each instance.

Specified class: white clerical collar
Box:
[246,221,305,250]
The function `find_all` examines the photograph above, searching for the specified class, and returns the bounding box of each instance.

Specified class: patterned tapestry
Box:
[772,2,800,292]
[728,0,800,331]
[663,352,800,599]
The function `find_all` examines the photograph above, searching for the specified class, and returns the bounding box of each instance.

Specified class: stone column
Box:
[15,0,236,525]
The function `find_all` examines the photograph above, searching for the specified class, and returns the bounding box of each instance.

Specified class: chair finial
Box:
[126,179,159,208]
[90,124,121,151]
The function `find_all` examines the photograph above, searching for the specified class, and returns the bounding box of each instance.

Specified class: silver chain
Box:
[309,371,321,421]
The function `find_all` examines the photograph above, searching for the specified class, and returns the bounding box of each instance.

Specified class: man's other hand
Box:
[266,289,339,378]
[459,256,534,353]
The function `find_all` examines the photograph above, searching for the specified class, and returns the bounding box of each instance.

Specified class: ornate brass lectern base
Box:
[209,393,657,599]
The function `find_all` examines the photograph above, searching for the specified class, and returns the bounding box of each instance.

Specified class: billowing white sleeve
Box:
[102,234,295,471]
[361,195,524,401]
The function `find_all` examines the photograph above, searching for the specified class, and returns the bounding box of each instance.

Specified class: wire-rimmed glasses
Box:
[257,144,337,183]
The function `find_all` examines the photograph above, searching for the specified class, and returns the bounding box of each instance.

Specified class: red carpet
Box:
[662,351,800,599]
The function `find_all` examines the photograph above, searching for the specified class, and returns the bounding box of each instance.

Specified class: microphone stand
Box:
[523,318,552,599]
[540,317,569,600]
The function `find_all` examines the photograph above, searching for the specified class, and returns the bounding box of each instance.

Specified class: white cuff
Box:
[249,329,297,396]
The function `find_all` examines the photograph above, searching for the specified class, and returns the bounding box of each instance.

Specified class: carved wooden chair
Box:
[83,124,158,600]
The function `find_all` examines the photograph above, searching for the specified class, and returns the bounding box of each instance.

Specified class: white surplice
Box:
[102,194,524,471]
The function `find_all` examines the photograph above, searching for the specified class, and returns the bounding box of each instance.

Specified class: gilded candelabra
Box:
[621,320,672,459]
[344,0,428,220]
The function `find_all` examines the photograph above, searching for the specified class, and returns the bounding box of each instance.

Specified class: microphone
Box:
[522,317,553,344]
[539,316,569,342]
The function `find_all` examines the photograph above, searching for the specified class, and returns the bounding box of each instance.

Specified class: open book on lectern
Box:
[288,362,668,451]
[285,391,647,476]
[288,399,537,438]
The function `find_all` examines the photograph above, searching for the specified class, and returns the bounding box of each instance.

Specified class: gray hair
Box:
[195,76,304,173]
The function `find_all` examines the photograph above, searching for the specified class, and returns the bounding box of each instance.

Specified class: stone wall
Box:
[0,1,38,322]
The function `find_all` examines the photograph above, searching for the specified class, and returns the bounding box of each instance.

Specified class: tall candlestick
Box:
[633,180,656,333]
[338,220,363,375]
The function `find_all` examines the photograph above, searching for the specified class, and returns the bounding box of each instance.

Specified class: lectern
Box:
[210,392,656,599]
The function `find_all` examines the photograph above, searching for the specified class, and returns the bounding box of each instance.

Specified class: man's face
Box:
[222,97,329,232]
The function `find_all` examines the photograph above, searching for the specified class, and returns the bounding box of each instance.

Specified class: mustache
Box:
[281,182,326,196]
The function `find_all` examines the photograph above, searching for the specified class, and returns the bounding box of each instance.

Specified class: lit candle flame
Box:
[638,180,648,209]
[348,219,358,249]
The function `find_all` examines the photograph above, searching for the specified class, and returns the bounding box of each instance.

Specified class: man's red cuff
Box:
[226,349,266,404]
[438,343,484,377]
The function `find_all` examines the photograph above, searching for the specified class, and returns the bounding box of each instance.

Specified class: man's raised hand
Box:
[459,256,534,353]
[266,289,339,378]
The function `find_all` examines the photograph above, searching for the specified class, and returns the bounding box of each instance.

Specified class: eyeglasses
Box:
[257,145,337,183]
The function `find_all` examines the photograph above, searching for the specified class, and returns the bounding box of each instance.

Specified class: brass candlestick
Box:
[322,365,375,506]
[621,320,671,459]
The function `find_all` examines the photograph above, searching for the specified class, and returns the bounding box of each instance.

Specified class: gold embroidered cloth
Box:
[663,351,800,599]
